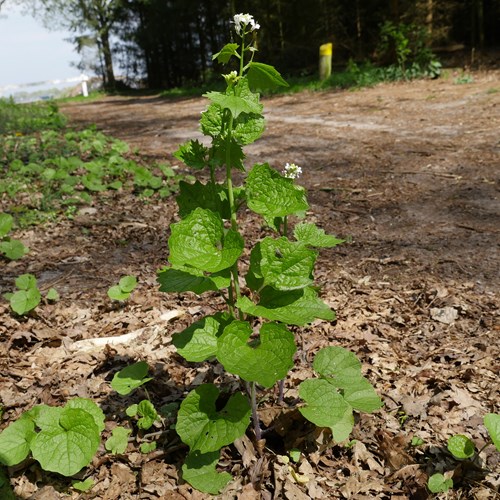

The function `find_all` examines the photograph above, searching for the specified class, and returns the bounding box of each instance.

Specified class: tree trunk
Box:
[100,28,116,90]
[426,0,433,40]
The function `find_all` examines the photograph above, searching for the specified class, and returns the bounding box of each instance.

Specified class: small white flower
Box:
[282,163,302,179]
[223,70,239,85]
[233,13,260,35]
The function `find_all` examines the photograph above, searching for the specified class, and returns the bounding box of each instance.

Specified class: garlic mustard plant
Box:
[157,14,382,494]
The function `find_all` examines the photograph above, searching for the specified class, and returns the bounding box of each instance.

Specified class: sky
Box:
[0,4,79,94]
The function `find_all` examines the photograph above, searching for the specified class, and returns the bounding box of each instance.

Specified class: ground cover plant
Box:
[0,102,190,228]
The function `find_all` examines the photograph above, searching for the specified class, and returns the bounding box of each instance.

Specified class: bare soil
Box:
[1,71,499,499]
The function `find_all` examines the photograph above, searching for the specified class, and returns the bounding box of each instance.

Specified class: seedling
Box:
[0,213,29,260]
[4,274,58,315]
[107,275,138,301]
[427,413,500,494]
[0,398,104,477]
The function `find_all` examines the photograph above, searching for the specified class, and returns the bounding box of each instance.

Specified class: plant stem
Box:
[277,214,289,403]
[249,381,262,441]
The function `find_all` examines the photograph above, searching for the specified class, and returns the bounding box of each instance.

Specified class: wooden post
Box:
[319,43,333,80]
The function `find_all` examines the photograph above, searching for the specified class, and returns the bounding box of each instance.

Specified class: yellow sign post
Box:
[319,43,333,80]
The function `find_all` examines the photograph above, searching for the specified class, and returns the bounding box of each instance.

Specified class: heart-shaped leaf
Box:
[173,313,233,362]
[0,418,36,466]
[313,346,362,378]
[182,450,232,494]
[299,379,354,442]
[246,163,308,220]
[217,321,296,387]
[176,384,251,453]
[168,208,243,273]
[10,287,41,315]
[65,398,105,432]
[31,408,100,476]
[248,237,316,291]
[0,239,29,260]
[428,473,453,493]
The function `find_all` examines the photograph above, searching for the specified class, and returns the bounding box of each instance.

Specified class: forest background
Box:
[3,0,500,91]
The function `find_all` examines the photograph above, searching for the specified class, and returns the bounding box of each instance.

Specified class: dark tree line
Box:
[13,0,496,89]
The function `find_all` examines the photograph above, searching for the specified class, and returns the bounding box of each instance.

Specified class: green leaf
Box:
[31,408,100,476]
[447,434,475,459]
[237,286,335,326]
[15,273,37,291]
[126,404,138,417]
[233,113,265,145]
[176,384,251,453]
[107,285,129,301]
[65,398,105,433]
[299,379,354,442]
[313,347,382,413]
[45,288,59,301]
[0,418,36,466]
[484,413,500,451]
[427,473,453,493]
[294,223,344,248]
[140,441,157,453]
[182,450,231,494]
[174,140,209,170]
[248,237,317,291]
[137,400,158,430]
[173,313,233,362]
[111,361,152,396]
[10,288,41,315]
[217,321,296,387]
[246,163,309,220]
[176,180,231,219]
[105,427,131,454]
[72,478,95,492]
[313,346,362,378]
[204,90,262,119]
[212,43,239,63]
[0,213,13,238]
[332,375,383,413]
[168,208,243,273]
[0,239,29,260]
[118,275,137,293]
[157,266,229,294]
[248,62,289,91]
[200,103,223,138]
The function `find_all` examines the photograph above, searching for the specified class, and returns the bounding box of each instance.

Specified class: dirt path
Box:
[62,72,500,290]
[1,73,499,499]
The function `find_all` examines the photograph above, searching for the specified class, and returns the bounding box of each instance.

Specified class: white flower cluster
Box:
[282,163,302,179]
[233,13,260,36]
